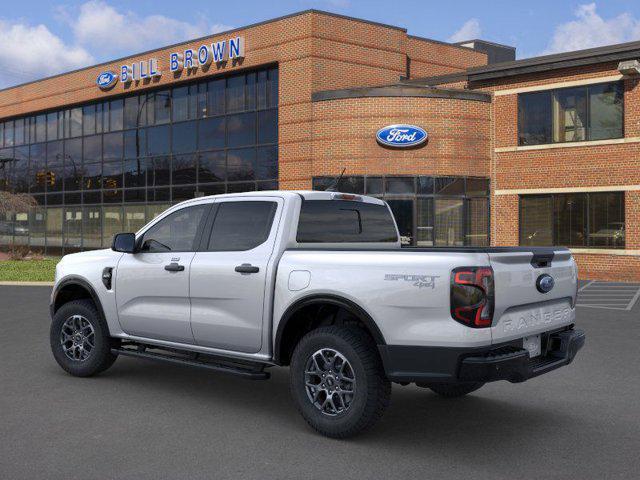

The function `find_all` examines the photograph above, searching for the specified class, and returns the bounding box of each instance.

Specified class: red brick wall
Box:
[479,64,640,281]
[406,37,487,79]
[307,95,491,187]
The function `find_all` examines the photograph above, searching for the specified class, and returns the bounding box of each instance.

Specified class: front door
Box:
[189,197,281,353]
[115,203,210,344]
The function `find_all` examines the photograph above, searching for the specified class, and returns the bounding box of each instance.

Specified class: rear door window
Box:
[207,201,278,251]
[297,200,398,243]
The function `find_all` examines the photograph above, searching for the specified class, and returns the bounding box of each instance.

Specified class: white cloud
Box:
[542,3,640,54]
[0,20,93,88]
[68,1,232,57]
[448,18,481,43]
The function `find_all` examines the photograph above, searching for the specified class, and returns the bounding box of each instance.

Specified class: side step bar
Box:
[111,345,270,380]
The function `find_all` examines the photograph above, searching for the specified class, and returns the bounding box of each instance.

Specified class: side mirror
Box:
[112,233,137,253]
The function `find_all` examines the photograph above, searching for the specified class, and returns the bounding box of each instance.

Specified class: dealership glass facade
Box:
[312,175,490,246]
[0,66,278,253]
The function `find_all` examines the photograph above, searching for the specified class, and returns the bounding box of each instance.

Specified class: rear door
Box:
[488,248,577,344]
[189,197,282,353]
[115,203,210,344]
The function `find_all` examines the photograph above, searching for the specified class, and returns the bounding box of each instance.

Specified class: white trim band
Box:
[493,74,624,96]
[495,137,640,152]
[494,185,640,195]
[570,249,640,256]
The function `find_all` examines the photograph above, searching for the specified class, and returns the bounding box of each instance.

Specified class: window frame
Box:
[517,81,624,146]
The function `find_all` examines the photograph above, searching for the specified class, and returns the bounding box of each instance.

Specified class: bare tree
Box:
[0,191,37,216]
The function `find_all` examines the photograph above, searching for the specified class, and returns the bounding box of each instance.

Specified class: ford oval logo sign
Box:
[536,274,555,294]
[96,71,118,90]
[376,124,427,148]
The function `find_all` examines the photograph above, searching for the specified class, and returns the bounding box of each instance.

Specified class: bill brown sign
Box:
[97,36,245,89]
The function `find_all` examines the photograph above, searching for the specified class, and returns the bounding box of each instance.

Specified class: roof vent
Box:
[618,60,640,75]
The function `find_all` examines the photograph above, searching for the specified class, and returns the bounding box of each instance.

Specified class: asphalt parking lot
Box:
[1,285,639,480]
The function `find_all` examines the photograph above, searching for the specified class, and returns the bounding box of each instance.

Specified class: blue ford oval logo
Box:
[376,124,428,148]
[96,71,118,90]
[536,274,555,294]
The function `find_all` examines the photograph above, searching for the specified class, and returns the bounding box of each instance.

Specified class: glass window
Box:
[196,83,207,118]
[140,204,207,252]
[5,121,15,146]
[102,206,123,247]
[82,162,102,191]
[82,206,101,248]
[519,82,623,145]
[257,109,277,144]
[172,121,197,154]
[103,132,123,160]
[555,194,587,246]
[227,112,256,147]
[589,83,623,141]
[83,135,102,163]
[148,156,171,186]
[268,67,278,108]
[246,72,256,110]
[109,99,124,131]
[553,87,587,143]
[520,196,554,246]
[83,106,95,136]
[589,192,625,248]
[28,144,46,193]
[46,207,63,248]
[466,178,490,196]
[198,151,225,183]
[14,118,26,145]
[69,108,82,137]
[337,176,364,194]
[124,158,146,188]
[124,205,146,232]
[386,177,414,194]
[64,207,83,248]
[387,199,413,245]
[416,198,433,246]
[226,75,245,113]
[256,146,277,180]
[257,70,268,110]
[147,125,170,155]
[172,154,197,185]
[207,201,276,251]
[13,146,29,193]
[102,160,123,190]
[297,200,398,243]
[29,207,46,248]
[366,177,383,195]
[227,148,255,181]
[172,86,189,122]
[95,103,104,134]
[207,79,225,116]
[124,96,139,129]
[435,198,464,246]
[417,176,434,195]
[466,198,489,246]
[435,177,464,195]
[154,91,171,124]
[198,117,225,150]
[36,115,47,143]
[124,129,145,158]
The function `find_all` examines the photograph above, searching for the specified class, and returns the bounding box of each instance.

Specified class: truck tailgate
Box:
[488,248,577,344]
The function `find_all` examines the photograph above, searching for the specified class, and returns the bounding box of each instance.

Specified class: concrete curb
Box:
[0,281,54,286]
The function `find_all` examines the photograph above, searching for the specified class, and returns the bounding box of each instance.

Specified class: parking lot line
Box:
[576,281,640,311]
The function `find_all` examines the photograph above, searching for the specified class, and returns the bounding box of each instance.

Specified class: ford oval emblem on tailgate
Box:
[536,274,555,293]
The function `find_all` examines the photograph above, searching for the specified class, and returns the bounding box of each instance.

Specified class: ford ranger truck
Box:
[49,191,585,438]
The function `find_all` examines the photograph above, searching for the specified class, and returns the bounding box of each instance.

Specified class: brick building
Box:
[0,10,638,281]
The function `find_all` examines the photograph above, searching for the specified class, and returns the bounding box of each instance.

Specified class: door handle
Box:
[235,263,260,274]
[164,262,185,272]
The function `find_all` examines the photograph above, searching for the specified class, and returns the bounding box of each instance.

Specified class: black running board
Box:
[111,346,270,380]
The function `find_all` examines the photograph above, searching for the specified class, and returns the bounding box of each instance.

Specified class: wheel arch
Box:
[274,294,386,366]
[51,276,107,327]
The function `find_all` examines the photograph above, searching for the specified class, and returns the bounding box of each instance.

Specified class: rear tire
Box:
[50,299,119,377]
[426,382,484,398]
[289,326,391,438]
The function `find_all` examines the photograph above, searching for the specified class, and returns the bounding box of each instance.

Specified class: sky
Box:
[1,0,640,88]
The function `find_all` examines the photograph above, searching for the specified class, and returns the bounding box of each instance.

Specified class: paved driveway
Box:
[1,285,639,480]
[577,281,640,310]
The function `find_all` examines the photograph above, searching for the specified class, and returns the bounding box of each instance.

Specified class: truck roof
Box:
[174,190,387,207]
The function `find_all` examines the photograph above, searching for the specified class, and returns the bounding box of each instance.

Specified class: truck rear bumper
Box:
[379,327,585,384]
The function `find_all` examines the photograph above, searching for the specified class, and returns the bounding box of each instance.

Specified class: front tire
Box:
[289,326,391,438]
[50,299,118,377]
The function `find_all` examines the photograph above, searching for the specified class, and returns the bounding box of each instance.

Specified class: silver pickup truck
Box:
[49,190,585,438]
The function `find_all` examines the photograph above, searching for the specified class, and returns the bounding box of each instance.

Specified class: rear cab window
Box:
[296,200,398,243]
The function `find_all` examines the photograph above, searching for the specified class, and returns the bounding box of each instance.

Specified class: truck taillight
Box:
[450,266,494,328]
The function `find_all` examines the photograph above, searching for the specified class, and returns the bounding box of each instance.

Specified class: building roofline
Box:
[467,40,640,81]
[0,9,408,94]
[400,71,469,86]
[312,84,491,103]
[406,34,479,53]
[453,39,516,51]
